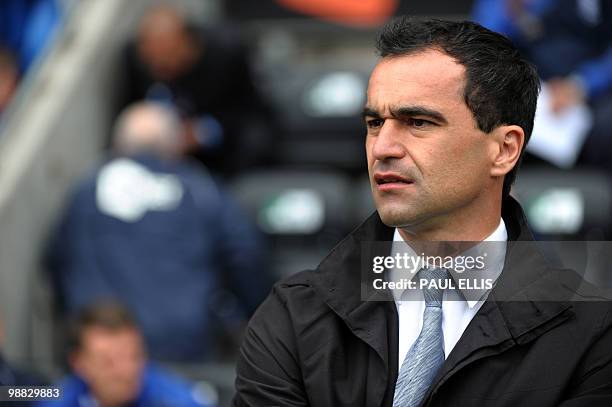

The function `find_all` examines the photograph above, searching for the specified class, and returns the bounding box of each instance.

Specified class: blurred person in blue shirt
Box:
[47,102,271,362]
[473,0,612,172]
[37,302,214,407]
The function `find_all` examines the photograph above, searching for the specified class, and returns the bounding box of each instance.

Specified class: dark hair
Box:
[376,17,540,198]
[67,302,139,352]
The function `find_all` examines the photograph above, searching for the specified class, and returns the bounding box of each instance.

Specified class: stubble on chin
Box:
[376,200,420,228]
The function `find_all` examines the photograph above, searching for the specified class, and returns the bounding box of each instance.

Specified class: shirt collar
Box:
[484,218,508,243]
[392,219,507,242]
[389,219,508,308]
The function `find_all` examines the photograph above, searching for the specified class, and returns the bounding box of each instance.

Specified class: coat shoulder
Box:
[262,269,330,315]
[570,300,612,335]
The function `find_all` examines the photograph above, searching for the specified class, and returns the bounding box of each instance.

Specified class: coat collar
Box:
[489,197,574,342]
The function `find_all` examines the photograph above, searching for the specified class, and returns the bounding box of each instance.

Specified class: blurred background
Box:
[0,0,610,406]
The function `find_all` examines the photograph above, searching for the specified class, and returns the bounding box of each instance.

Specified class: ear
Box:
[489,125,525,178]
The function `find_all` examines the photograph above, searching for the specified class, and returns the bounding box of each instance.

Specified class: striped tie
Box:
[393,267,448,407]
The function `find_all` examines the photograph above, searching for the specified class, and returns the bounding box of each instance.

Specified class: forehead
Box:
[81,327,141,352]
[367,49,466,111]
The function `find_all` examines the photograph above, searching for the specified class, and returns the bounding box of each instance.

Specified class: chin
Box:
[377,207,416,228]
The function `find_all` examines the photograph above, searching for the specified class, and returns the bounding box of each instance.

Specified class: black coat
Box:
[233,198,612,406]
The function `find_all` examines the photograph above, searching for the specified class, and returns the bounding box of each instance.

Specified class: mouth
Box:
[374,172,414,190]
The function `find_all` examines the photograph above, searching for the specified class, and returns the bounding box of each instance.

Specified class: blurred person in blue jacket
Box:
[37,302,214,407]
[473,0,612,172]
[47,102,271,362]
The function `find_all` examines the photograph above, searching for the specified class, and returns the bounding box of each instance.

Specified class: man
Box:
[47,102,270,362]
[233,18,612,406]
[37,302,213,407]
[121,5,274,175]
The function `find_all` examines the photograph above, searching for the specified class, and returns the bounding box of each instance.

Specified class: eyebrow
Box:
[362,105,448,125]
[362,106,381,119]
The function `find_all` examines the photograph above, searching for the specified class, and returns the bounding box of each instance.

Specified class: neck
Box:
[398,194,502,242]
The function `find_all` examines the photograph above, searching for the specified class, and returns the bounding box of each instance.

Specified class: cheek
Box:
[452,140,491,187]
[75,356,100,380]
[365,137,375,167]
[407,142,441,179]
[464,137,492,171]
[127,359,145,378]
[422,136,489,185]
[365,135,373,154]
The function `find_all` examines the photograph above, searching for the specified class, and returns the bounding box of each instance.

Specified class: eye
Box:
[408,118,433,128]
[366,118,384,129]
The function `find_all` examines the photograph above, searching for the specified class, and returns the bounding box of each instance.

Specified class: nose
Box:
[370,119,406,162]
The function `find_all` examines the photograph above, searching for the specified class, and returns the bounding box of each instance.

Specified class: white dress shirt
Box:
[389,219,508,367]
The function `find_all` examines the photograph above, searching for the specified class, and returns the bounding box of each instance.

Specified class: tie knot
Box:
[418,267,448,307]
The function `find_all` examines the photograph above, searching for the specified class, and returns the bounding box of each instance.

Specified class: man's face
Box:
[137,29,195,81]
[71,327,145,406]
[365,49,496,236]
